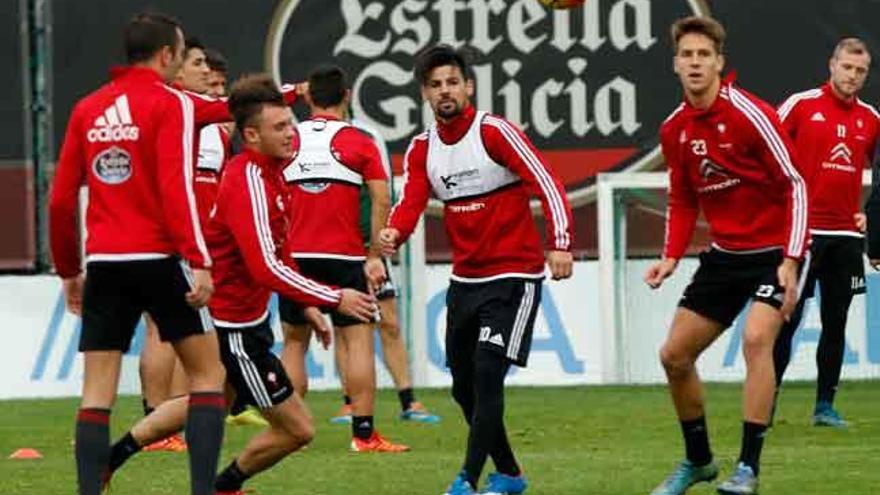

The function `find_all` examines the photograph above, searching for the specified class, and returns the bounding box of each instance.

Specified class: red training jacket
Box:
[49,66,210,277]
[778,82,879,235]
[206,148,341,326]
[389,105,573,282]
[661,82,809,260]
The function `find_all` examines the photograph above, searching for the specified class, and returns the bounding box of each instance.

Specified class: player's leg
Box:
[330,324,354,423]
[343,320,408,451]
[140,317,190,452]
[653,248,751,495]
[720,255,803,495]
[279,296,312,398]
[772,285,810,387]
[139,314,176,415]
[76,262,141,495]
[650,308,724,495]
[376,296,440,423]
[216,393,314,489]
[444,281,480,493]
[149,259,226,495]
[465,279,540,495]
[215,324,310,492]
[813,238,861,426]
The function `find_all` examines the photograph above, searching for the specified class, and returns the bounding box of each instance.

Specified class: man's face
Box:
[246,105,295,160]
[176,47,210,93]
[829,50,870,99]
[421,64,473,121]
[206,70,227,97]
[159,29,186,83]
[673,33,724,97]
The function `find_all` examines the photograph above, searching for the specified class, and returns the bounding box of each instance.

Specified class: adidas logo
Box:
[488,333,505,347]
[810,111,826,122]
[87,95,140,143]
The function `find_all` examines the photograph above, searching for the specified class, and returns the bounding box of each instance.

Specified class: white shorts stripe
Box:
[507,281,537,360]
[177,260,214,332]
[229,332,272,409]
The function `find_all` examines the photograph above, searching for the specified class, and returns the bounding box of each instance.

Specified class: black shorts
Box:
[217,318,293,410]
[79,258,213,353]
[278,258,368,327]
[446,278,543,368]
[678,248,800,328]
[801,234,865,299]
[375,257,398,301]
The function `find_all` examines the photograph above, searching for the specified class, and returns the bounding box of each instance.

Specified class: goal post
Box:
[598,169,876,384]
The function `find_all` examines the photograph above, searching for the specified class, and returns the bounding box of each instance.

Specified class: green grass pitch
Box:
[1,382,877,494]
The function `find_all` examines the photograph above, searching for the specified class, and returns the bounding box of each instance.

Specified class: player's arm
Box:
[776,92,805,139]
[745,99,809,261]
[351,129,392,286]
[156,90,214,306]
[186,83,302,127]
[865,123,880,267]
[646,126,698,289]
[382,136,431,254]
[740,94,808,317]
[48,105,87,313]
[481,116,574,280]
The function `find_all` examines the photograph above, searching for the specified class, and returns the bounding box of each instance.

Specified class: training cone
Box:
[9,448,42,459]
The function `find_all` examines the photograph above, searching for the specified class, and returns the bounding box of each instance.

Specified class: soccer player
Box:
[138,35,213,454]
[101,74,378,494]
[379,44,574,495]
[773,38,879,428]
[48,13,226,495]
[278,64,409,453]
[644,17,808,495]
[326,115,441,425]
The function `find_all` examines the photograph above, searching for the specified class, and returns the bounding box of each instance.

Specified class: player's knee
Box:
[451,379,471,408]
[281,418,314,449]
[189,361,226,391]
[659,345,693,377]
[741,328,773,360]
[378,318,401,340]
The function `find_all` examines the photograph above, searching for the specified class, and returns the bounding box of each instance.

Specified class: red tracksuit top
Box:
[661,82,809,260]
[283,115,388,259]
[389,105,573,282]
[206,148,342,326]
[777,83,880,235]
[49,66,210,277]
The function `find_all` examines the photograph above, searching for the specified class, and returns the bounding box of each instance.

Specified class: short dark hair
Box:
[670,16,726,55]
[413,44,471,85]
[228,73,285,133]
[124,12,183,64]
[184,36,205,56]
[307,64,348,108]
[833,37,871,60]
[205,48,228,74]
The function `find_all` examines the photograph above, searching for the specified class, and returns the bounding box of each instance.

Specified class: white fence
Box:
[2,263,880,399]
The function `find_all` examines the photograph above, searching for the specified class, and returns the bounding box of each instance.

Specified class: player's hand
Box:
[364,256,387,292]
[304,307,332,350]
[336,288,377,323]
[378,228,400,256]
[62,274,85,316]
[777,258,800,321]
[295,81,309,97]
[644,258,678,289]
[855,212,867,233]
[546,250,573,280]
[185,268,214,308]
